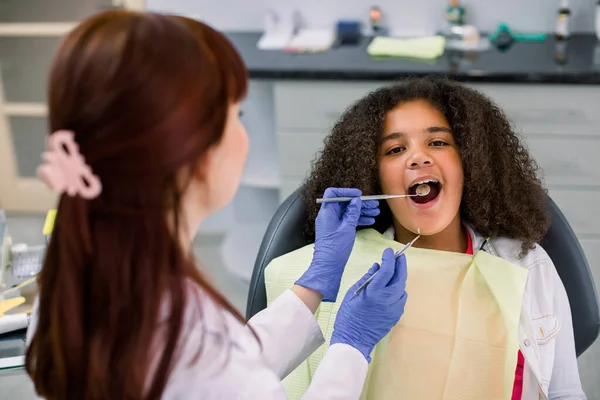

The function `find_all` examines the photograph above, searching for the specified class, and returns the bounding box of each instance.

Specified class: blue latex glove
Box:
[330,248,408,362]
[295,187,380,302]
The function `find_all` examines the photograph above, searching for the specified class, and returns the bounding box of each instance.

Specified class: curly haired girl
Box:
[300,77,585,399]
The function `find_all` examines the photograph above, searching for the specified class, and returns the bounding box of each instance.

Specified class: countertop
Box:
[225,32,600,84]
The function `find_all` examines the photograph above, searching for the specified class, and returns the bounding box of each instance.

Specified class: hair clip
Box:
[36,130,102,199]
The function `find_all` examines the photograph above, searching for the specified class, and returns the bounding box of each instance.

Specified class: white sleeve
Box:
[301,344,369,400]
[547,264,587,400]
[246,289,325,378]
[236,343,369,400]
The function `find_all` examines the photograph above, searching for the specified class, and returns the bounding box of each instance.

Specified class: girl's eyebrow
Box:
[380,126,453,144]
[426,126,453,134]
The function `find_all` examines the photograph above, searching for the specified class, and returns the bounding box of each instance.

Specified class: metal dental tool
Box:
[353,228,421,296]
[316,193,417,204]
[316,184,432,204]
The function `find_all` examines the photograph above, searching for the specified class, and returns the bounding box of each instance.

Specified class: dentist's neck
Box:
[176,185,211,255]
[393,214,468,253]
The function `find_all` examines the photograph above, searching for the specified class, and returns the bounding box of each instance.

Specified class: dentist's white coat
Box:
[27,288,368,399]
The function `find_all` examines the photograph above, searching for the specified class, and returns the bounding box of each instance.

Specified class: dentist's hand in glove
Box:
[330,248,408,362]
[295,187,380,302]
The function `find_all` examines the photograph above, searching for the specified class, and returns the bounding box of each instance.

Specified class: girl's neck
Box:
[393,214,468,253]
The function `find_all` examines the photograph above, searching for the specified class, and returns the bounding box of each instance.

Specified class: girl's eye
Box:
[386,147,405,155]
[430,140,447,147]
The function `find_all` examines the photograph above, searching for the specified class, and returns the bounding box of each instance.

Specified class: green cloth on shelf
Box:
[367,35,446,59]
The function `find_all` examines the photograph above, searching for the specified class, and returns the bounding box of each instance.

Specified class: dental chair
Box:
[247,186,600,357]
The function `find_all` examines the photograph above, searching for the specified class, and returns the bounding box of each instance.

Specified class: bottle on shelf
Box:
[445,0,465,27]
[555,0,571,41]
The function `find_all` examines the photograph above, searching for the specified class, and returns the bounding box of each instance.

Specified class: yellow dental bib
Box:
[265,229,528,400]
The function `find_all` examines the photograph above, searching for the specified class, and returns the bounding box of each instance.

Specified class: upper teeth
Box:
[412,179,438,186]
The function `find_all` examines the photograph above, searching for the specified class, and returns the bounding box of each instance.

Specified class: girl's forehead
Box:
[383,101,451,135]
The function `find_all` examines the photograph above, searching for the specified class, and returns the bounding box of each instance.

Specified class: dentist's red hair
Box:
[25,10,248,399]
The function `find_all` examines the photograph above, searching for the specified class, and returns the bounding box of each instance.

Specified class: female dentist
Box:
[25,10,408,399]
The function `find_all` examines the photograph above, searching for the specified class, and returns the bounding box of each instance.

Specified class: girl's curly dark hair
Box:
[303,76,550,255]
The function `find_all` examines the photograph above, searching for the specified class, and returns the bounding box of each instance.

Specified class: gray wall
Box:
[147,0,598,34]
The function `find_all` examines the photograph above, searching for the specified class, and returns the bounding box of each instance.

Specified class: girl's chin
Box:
[397,217,458,237]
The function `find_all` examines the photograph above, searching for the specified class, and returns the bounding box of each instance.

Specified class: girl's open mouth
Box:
[408,180,441,204]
